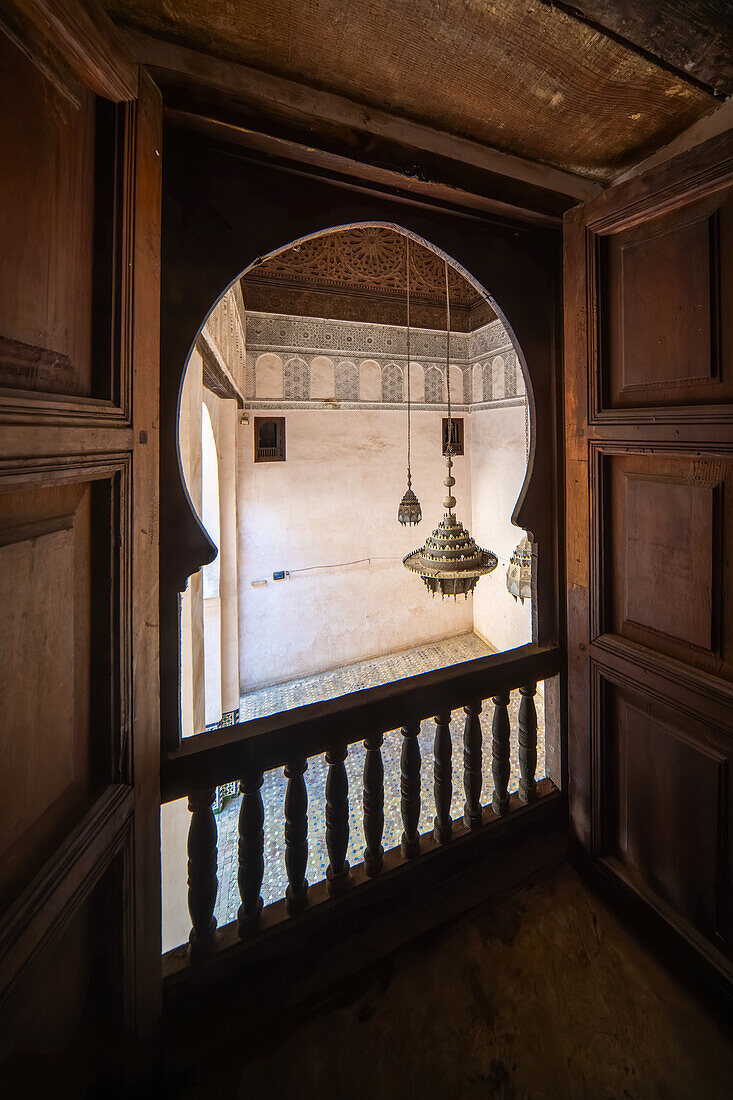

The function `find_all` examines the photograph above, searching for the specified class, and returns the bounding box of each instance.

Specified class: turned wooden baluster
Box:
[463,700,483,828]
[491,690,511,816]
[363,731,384,876]
[400,719,421,859]
[187,788,218,956]
[284,756,309,913]
[433,709,453,843]
[325,742,351,893]
[237,770,264,936]
[518,682,538,803]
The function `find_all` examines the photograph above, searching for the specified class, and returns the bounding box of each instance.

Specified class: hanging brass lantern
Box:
[506,396,533,603]
[398,475,422,526]
[398,238,422,526]
[506,534,532,603]
[403,259,497,599]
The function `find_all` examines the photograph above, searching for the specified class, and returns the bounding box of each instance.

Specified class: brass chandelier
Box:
[403,258,497,599]
[506,393,533,603]
[397,238,422,526]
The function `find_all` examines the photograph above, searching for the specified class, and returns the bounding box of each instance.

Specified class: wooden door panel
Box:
[0,460,127,912]
[0,842,130,1098]
[0,33,96,397]
[566,129,733,989]
[597,448,731,676]
[598,673,731,946]
[597,186,733,412]
[0,7,160,1089]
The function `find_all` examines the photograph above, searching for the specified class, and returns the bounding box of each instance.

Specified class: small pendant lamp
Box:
[506,395,533,603]
[398,237,422,526]
[403,260,497,599]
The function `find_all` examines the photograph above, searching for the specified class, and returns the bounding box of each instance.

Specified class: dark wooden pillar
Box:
[363,731,385,876]
[284,756,309,913]
[433,710,453,843]
[491,691,511,816]
[237,770,265,936]
[518,682,538,804]
[325,743,351,893]
[463,700,483,828]
[187,788,218,956]
[400,719,421,859]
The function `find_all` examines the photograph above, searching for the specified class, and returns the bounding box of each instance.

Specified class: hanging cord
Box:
[406,237,412,485]
[524,386,529,460]
[444,259,453,454]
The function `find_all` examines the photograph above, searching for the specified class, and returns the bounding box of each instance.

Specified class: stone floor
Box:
[213,633,547,927]
[186,864,733,1099]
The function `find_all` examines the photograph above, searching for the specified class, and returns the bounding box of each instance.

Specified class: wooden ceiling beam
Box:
[123,27,601,207]
[165,107,565,230]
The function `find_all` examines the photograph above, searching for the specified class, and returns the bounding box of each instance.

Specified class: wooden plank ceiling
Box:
[104,0,727,183]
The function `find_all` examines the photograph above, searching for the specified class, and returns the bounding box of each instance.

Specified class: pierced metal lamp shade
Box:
[398,485,422,526]
[404,511,497,599]
[506,534,532,603]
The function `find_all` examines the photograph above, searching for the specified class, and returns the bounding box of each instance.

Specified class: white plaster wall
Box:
[255,352,284,399]
[310,355,335,398]
[237,409,474,691]
[469,404,532,653]
[203,596,222,725]
[161,797,190,952]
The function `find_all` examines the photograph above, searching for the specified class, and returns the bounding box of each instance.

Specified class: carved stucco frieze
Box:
[245,312,523,409]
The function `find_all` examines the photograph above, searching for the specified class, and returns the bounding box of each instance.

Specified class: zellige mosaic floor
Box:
[214,633,546,927]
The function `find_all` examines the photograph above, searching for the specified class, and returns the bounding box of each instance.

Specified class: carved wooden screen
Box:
[0,19,161,1092]
[564,130,733,987]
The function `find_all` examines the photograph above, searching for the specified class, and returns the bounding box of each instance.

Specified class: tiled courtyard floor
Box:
[214,633,546,927]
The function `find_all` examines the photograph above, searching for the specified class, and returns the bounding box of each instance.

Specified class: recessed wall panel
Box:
[602,678,729,940]
[0,466,124,911]
[599,189,733,410]
[603,450,730,676]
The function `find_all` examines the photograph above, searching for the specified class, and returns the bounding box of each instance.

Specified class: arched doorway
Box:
[162,224,547,948]
[177,223,535,735]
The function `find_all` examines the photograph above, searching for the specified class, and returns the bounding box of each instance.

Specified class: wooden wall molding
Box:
[0,784,134,1012]
[0,0,137,103]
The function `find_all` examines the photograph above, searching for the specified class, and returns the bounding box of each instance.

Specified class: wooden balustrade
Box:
[491,690,511,817]
[325,743,351,893]
[186,788,218,956]
[363,731,384,876]
[433,710,453,844]
[400,719,421,859]
[518,682,538,803]
[171,645,560,965]
[284,756,309,914]
[237,770,264,935]
[463,700,483,828]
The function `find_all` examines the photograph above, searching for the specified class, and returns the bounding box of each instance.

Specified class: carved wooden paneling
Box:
[566,130,733,991]
[0,35,95,397]
[601,449,730,675]
[596,187,733,414]
[0,834,131,1095]
[597,674,731,946]
[0,462,126,913]
[0,12,161,1087]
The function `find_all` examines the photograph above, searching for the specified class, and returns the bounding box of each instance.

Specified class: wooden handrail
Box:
[161,643,560,801]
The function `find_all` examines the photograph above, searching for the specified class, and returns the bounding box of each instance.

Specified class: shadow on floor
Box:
[181,863,733,1099]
